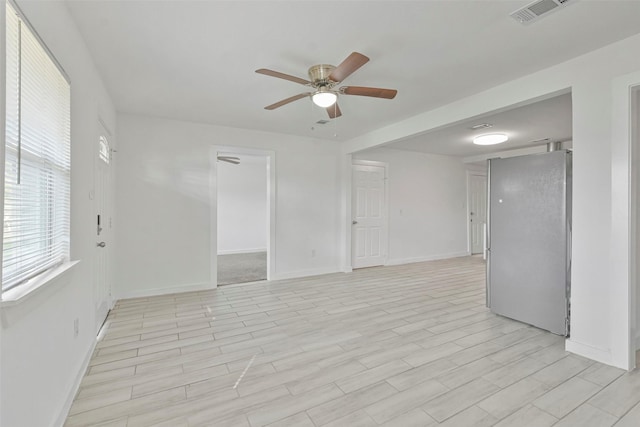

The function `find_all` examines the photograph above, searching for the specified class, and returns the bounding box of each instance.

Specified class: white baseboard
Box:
[270,267,341,281]
[565,339,614,367]
[217,248,267,255]
[55,337,97,427]
[385,251,470,266]
[117,281,215,300]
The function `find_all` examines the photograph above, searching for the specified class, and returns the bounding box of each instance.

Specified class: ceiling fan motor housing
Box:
[308,64,336,87]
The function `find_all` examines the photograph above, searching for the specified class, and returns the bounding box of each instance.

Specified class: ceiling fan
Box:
[256,52,397,119]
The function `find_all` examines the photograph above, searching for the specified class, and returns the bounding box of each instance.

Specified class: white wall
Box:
[217,156,267,254]
[0,1,117,426]
[353,148,468,265]
[115,114,342,298]
[344,33,640,369]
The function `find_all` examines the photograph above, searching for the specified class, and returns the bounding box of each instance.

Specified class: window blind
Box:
[3,2,71,291]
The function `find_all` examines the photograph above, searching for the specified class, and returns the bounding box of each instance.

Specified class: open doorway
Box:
[216,152,269,285]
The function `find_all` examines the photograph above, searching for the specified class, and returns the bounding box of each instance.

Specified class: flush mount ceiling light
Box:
[312,89,338,108]
[473,133,509,146]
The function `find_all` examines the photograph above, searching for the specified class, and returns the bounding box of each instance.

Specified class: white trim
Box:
[54,336,97,427]
[0,260,80,306]
[217,248,267,255]
[210,149,218,288]
[342,154,353,272]
[352,159,388,167]
[385,252,471,267]
[270,267,341,282]
[610,72,640,370]
[565,339,612,367]
[634,86,640,359]
[117,281,215,300]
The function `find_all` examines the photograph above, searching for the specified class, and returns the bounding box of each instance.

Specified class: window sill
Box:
[0,260,80,307]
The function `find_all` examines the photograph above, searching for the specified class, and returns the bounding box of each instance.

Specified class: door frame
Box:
[466,171,487,256]
[608,73,640,370]
[210,146,276,287]
[350,159,389,269]
[633,86,640,356]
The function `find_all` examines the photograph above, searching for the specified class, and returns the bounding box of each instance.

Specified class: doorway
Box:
[351,160,388,269]
[217,153,267,285]
[94,123,113,333]
[212,147,275,286]
[468,172,487,255]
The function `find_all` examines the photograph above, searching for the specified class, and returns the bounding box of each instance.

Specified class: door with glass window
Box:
[95,130,112,333]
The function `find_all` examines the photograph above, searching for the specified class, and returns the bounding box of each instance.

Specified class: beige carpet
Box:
[217,251,267,285]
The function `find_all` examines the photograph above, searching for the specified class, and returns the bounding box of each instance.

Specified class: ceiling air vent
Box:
[470,123,493,130]
[510,0,574,25]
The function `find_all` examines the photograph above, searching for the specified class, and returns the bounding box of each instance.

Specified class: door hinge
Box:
[565,317,570,337]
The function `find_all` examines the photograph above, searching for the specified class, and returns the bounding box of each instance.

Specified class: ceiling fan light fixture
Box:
[312,90,337,108]
[473,133,509,145]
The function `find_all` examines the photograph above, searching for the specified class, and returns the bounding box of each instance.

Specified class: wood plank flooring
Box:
[65,256,640,426]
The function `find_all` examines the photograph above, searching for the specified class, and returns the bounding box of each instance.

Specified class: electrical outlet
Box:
[74,318,79,338]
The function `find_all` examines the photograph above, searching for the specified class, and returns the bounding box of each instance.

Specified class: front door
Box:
[352,163,387,269]
[94,132,112,333]
[468,173,487,254]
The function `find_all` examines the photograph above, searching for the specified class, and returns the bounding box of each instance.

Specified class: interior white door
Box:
[469,173,487,254]
[352,163,387,268]
[94,132,112,333]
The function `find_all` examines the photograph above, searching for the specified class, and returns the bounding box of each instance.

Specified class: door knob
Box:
[352,220,358,225]
[97,242,106,248]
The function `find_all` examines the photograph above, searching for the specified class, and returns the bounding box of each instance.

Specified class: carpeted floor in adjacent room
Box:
[217,251,267,285]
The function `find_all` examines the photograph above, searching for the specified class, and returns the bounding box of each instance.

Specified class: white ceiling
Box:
[385,91,572,157]
[64,0,640,146]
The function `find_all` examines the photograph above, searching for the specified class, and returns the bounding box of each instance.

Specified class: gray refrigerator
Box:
[486,150,572,336]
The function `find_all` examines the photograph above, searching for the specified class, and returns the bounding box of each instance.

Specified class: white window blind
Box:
[3,1,71,291]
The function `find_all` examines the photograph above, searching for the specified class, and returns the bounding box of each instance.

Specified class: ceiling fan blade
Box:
[329,52,369,83]
[326,103,342,119]
[264,93,311,110]
[256,68,311,85]
[217,156,240,165]
[340,86,397,99]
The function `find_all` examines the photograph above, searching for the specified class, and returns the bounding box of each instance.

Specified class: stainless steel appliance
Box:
[486,150,572,336]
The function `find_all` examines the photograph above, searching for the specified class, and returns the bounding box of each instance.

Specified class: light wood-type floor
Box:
[65,256,640,426]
